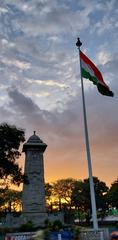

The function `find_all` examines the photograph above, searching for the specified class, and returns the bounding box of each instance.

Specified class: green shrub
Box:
[72,225,81,239]
[44,219,52,228]
[0,227,14,233]
[52,220,63,231]
[19,221,34,232]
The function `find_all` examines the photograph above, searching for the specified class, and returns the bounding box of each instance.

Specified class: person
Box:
[111,231,118,240]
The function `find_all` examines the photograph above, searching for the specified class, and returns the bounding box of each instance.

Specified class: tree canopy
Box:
[45,177,110,223]
[52,178,76,210]
[0,188,22,212]
[72,177,109,220]
[0,123,27,185]
[108,179,118,209]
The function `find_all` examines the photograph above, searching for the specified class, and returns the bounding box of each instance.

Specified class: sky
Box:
[0,0,118,187]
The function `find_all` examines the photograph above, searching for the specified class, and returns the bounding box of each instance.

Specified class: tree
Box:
[45,183,53,212]
[72,177,109,222]
[52,178,76,211]
[108,179,118,209]
[72,179,91,222]
[72,180,86,211]
[0,188,22,212]
[0,123,27,185]
[93,177,109,215]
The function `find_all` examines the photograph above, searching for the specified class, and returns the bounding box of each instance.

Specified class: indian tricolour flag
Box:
[80,50,114,97]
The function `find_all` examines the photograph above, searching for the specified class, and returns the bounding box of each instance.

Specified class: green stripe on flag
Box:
[81,68,98,85]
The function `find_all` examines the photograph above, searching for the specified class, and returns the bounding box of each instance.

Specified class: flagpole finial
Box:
[76,38,82,48]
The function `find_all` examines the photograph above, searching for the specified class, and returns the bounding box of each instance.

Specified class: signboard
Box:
[5,232,35,240]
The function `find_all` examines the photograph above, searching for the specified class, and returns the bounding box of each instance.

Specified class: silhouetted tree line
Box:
[45,177,118,223]
[0,177,118,223]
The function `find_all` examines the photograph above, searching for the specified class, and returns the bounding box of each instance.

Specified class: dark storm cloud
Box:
[8,87,39,113]
[7,88,51,132]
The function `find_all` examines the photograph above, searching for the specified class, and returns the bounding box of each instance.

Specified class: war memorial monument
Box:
[22,131,48,226]
[5,132,48,227]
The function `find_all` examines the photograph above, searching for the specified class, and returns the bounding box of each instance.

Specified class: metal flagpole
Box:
[76,38,98,230]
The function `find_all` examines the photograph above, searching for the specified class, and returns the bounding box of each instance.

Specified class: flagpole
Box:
[76,38,98,230]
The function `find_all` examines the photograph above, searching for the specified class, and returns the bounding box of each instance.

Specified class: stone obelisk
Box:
[22,131,47,226]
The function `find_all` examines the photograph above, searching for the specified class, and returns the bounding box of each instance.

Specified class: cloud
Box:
[1,57,31,70]
[90,0,118,36]
[7,87,57,136]
[0,106,13,121]
[0,7,8,13]
[1,0,93,38]
[0,61,117,185]
[27,79,66,88]
[7,78,118,152]
[97,51,111,65]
